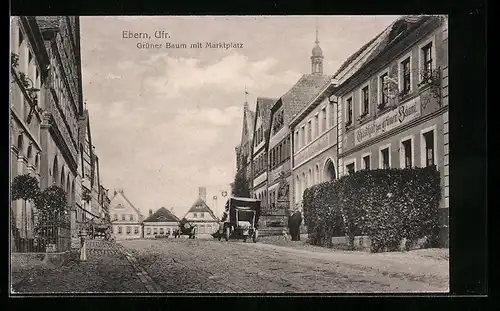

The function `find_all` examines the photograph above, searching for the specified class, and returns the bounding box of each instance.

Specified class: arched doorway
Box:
[323,159,337,182]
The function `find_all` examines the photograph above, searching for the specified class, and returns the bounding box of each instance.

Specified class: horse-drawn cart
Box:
[218,197,261,243]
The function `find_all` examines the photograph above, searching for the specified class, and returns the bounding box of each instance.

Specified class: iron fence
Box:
[11,214,71,253]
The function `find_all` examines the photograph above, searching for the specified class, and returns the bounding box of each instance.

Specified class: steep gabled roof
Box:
[333,15,432,82]
[281,74,333,124]
[252,97,277,147]
[185,197,218,221]
[143,207,180,223]
[110,190,144,221]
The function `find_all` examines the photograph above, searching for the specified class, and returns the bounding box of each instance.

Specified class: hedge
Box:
[302,165,441,252]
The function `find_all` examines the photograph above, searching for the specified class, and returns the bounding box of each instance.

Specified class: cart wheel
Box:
[225,227,230,241]
[253,229,259,243]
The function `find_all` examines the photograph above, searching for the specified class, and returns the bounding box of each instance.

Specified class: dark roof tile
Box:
[143,207,180,223]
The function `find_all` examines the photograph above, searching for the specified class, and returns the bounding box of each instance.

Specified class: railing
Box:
[12,214,71,253]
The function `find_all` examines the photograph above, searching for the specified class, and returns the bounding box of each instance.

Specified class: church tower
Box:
[311,19,324,75]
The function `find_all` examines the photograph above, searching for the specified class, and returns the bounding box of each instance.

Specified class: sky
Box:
[79,15,400,219]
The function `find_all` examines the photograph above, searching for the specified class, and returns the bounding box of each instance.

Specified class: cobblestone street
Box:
[120,238,449,293]
[11,240,148,293]
[11,237,449,294]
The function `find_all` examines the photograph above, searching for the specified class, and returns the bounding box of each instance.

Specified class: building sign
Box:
[354,96,421,146]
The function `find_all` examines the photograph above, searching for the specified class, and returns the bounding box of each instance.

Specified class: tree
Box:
[232,168,250,198]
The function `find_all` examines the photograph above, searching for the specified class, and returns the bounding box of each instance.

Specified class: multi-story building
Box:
[143,207,180,238]
[269,30,332,214]
[10,17,47,243]
[182,187,219,235]
[109,189,144,240]
[289,78,338,210]
[250,97,277,207]
[99,184,111,222]
[334,15,449,246]
[77,108,101,221]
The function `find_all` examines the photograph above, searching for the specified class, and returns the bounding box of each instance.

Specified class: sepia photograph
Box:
[9,15,449,294]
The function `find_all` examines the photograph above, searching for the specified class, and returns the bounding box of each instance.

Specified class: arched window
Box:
[315,164,320,184]
[71,180,75,205]
[324,159,337,182]
[295,175,301,203]
[17,134,24,155]
[66,175,71,203]
[308,168,313,186]
[52,156,59,185]
[35,154,39,171]
[27,145,32,163]
[60,166,65,189]
[302,172,307,195]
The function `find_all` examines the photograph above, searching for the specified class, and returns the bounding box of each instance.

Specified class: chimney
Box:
[198,187,207,203]
[149,209,153,216]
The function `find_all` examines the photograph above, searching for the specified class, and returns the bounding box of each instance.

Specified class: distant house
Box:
[143,207,180,238]
[109,189,144,240]
[183,188,219,234]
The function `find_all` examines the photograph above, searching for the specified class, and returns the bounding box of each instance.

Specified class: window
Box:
[381,147,390,169]
[422,43,433,74]
[346,163,355,175]
[315,164,320,184]
[301,126,305,147]
[200,212,204,218]
[346,97,353,125]
[314,114,319,138]
[126,226,131,234]
[159,228,164,235]
[129,214,134,221]
[153,228,158,235]
[278,145,282,163]
[361,86,369,116]
[121,214,126,221]
[118,226,122,234]
[113,214,118,220]
[362,155,371,170]
[307,120,312,142]
[423,130,435,167]
[134,227,139,234]
[379,72,389,107]
[18,29,24,46]
[401,138,413,168]
[401,57,411,95]
[193,213,198,218]
[321,107,326,133]
[146,228,151,235]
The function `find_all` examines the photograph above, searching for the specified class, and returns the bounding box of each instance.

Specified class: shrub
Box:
[302,165,442,252]
[11,174,40,201]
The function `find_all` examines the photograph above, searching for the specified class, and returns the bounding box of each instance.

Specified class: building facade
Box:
[99,184,111,222]
[10,17,84,252]
[334,15,449,246]
[183,187,219,235]
[109,189,144,240]
[266,33,333,230]
[289,79,338,209]
[10,17,47,242]
[143,207,179,238]
[250,98,276,207]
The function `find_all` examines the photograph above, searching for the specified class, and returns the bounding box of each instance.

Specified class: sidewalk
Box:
[253,236,449,289]
[11,241,148,293]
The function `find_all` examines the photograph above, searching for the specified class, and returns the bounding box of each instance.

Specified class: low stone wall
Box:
[11,251,71,269]
[329,236,435,252]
